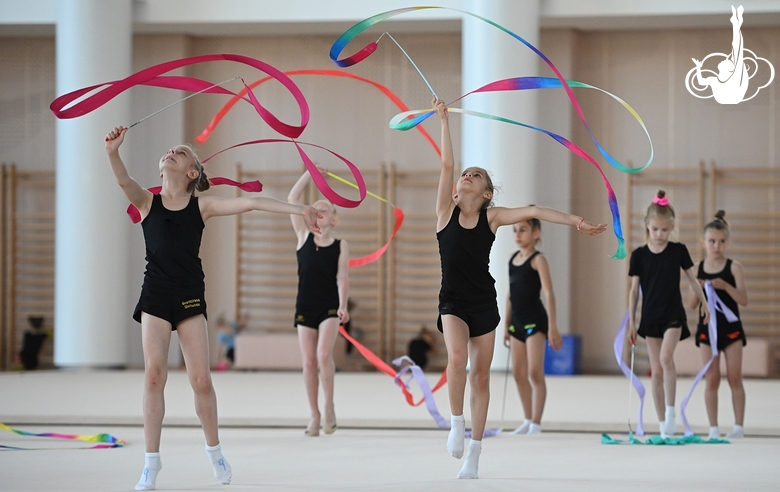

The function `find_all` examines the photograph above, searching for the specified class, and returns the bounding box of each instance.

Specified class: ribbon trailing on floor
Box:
[0,422,125,451]
[613,310,646,437]
[680,282,739,436]
[331,7,657,259]
[50,54,368,210]
[601,433,729,445]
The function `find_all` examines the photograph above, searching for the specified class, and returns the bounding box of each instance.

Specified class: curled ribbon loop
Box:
[331,7,656,259]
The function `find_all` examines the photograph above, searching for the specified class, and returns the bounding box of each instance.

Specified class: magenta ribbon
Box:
[614,311,646,436]
[392,356,501,437]
[680,282,738,436]
[51,54,368,210]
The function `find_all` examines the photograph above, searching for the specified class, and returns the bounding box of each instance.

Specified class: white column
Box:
[462,0,540,370]
[54,0,133,367]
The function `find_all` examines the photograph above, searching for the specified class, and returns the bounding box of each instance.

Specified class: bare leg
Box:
[509,338,532,420]
[297,325,321,435]
[645,337,666,422]
[723,342,745,427]
[177,315,219,447]
[466,330,496,441]
[526,333,548,425]
[317,317,340,431]
[441,315,469,458]
[659,328,681,407]
[700,344,721,427]
[140,313,173,452]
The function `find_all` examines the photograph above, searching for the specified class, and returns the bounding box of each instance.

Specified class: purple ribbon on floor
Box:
[680,281,738,436]
[614,311,646,436]
[392,356,501,437]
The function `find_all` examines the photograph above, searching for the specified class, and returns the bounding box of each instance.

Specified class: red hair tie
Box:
[653,195,669,206]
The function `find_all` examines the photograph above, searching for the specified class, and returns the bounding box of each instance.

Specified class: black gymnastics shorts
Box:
[508,312,549,342]
[294,306,339,329]
[695,322,746,352]
[133,289,207,330]
[638,317,690,341]
[437,297,500,338]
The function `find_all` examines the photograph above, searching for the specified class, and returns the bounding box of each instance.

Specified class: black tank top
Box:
[509,251,545,316]
[437,207,496,303]
[141,194,205,293]
[296,233,341,308]
[697,259,741,327]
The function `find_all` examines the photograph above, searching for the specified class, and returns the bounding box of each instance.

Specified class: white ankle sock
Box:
[527,423,542,435]
[135,452,161,491]
[708,426,720,439]
[663,406,676,437]
[727,425,744,439]
[659,421,667,438]
[457,439,481,479]
[206,443,232,484]
[447,415,465,459]
[511,419,531,435]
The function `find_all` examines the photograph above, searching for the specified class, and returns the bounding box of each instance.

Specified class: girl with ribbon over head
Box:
[432,99,606,479]
[503,213,562,436]
[105,126,321,491]
[288,166,350,437]
[686,210,748,439]
[627,190,710,440]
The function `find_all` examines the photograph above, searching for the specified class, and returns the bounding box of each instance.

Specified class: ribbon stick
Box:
[1,422,125,450]
[614,310,646,436]
[331,7,656,260]
[680,282,739,436]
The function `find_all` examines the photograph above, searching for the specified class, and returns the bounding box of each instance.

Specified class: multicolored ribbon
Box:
[1,422,125,450]
[614,310,646,436]
[331,7,656,259]
[680,281,738,436]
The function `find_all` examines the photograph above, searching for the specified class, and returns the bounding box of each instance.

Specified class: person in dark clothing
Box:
[106,125,321,491]
[18,316,47,370]
[407,326,436,369]
[432,98,606,479]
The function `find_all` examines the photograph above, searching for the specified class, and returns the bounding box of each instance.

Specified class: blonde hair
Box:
[644,190,676,240]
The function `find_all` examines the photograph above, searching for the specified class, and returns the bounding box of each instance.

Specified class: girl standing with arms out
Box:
[627,190,710,439]
[433,99,606,479]
[105,126,321,490]
[288,167,350,437]
[503,217,562,435]
[687,211,748,439]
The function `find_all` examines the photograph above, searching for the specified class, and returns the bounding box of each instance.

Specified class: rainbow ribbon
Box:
[331,7,656,259]
[679,282,738,436]
[1,422,125,450]
[50,54,367,210]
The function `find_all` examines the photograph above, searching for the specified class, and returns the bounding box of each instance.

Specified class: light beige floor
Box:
[1,370,779,491]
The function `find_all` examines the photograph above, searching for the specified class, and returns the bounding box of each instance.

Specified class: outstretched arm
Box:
[105,126,153,217]
[434,98,455,230]
[288,167,325,243]
[489,205,606,235]
[200,195,321,232]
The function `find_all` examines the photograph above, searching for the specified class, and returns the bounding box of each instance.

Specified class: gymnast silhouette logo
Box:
[685,5,774,104]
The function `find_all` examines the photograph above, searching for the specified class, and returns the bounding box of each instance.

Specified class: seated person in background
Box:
[18,315,47,370]
[407,325,437,370]
[216,313,248,370]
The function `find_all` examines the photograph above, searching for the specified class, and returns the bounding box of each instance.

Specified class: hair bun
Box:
[714,210,726,220]
[656,190,666,199]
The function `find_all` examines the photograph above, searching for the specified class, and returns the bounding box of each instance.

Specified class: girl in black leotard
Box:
[687,210,748,439]
[432,99,606,479]
[106,126,321,490]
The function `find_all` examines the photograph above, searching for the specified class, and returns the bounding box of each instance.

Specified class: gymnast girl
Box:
[433,98,606,479]
[106,126,321,490]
